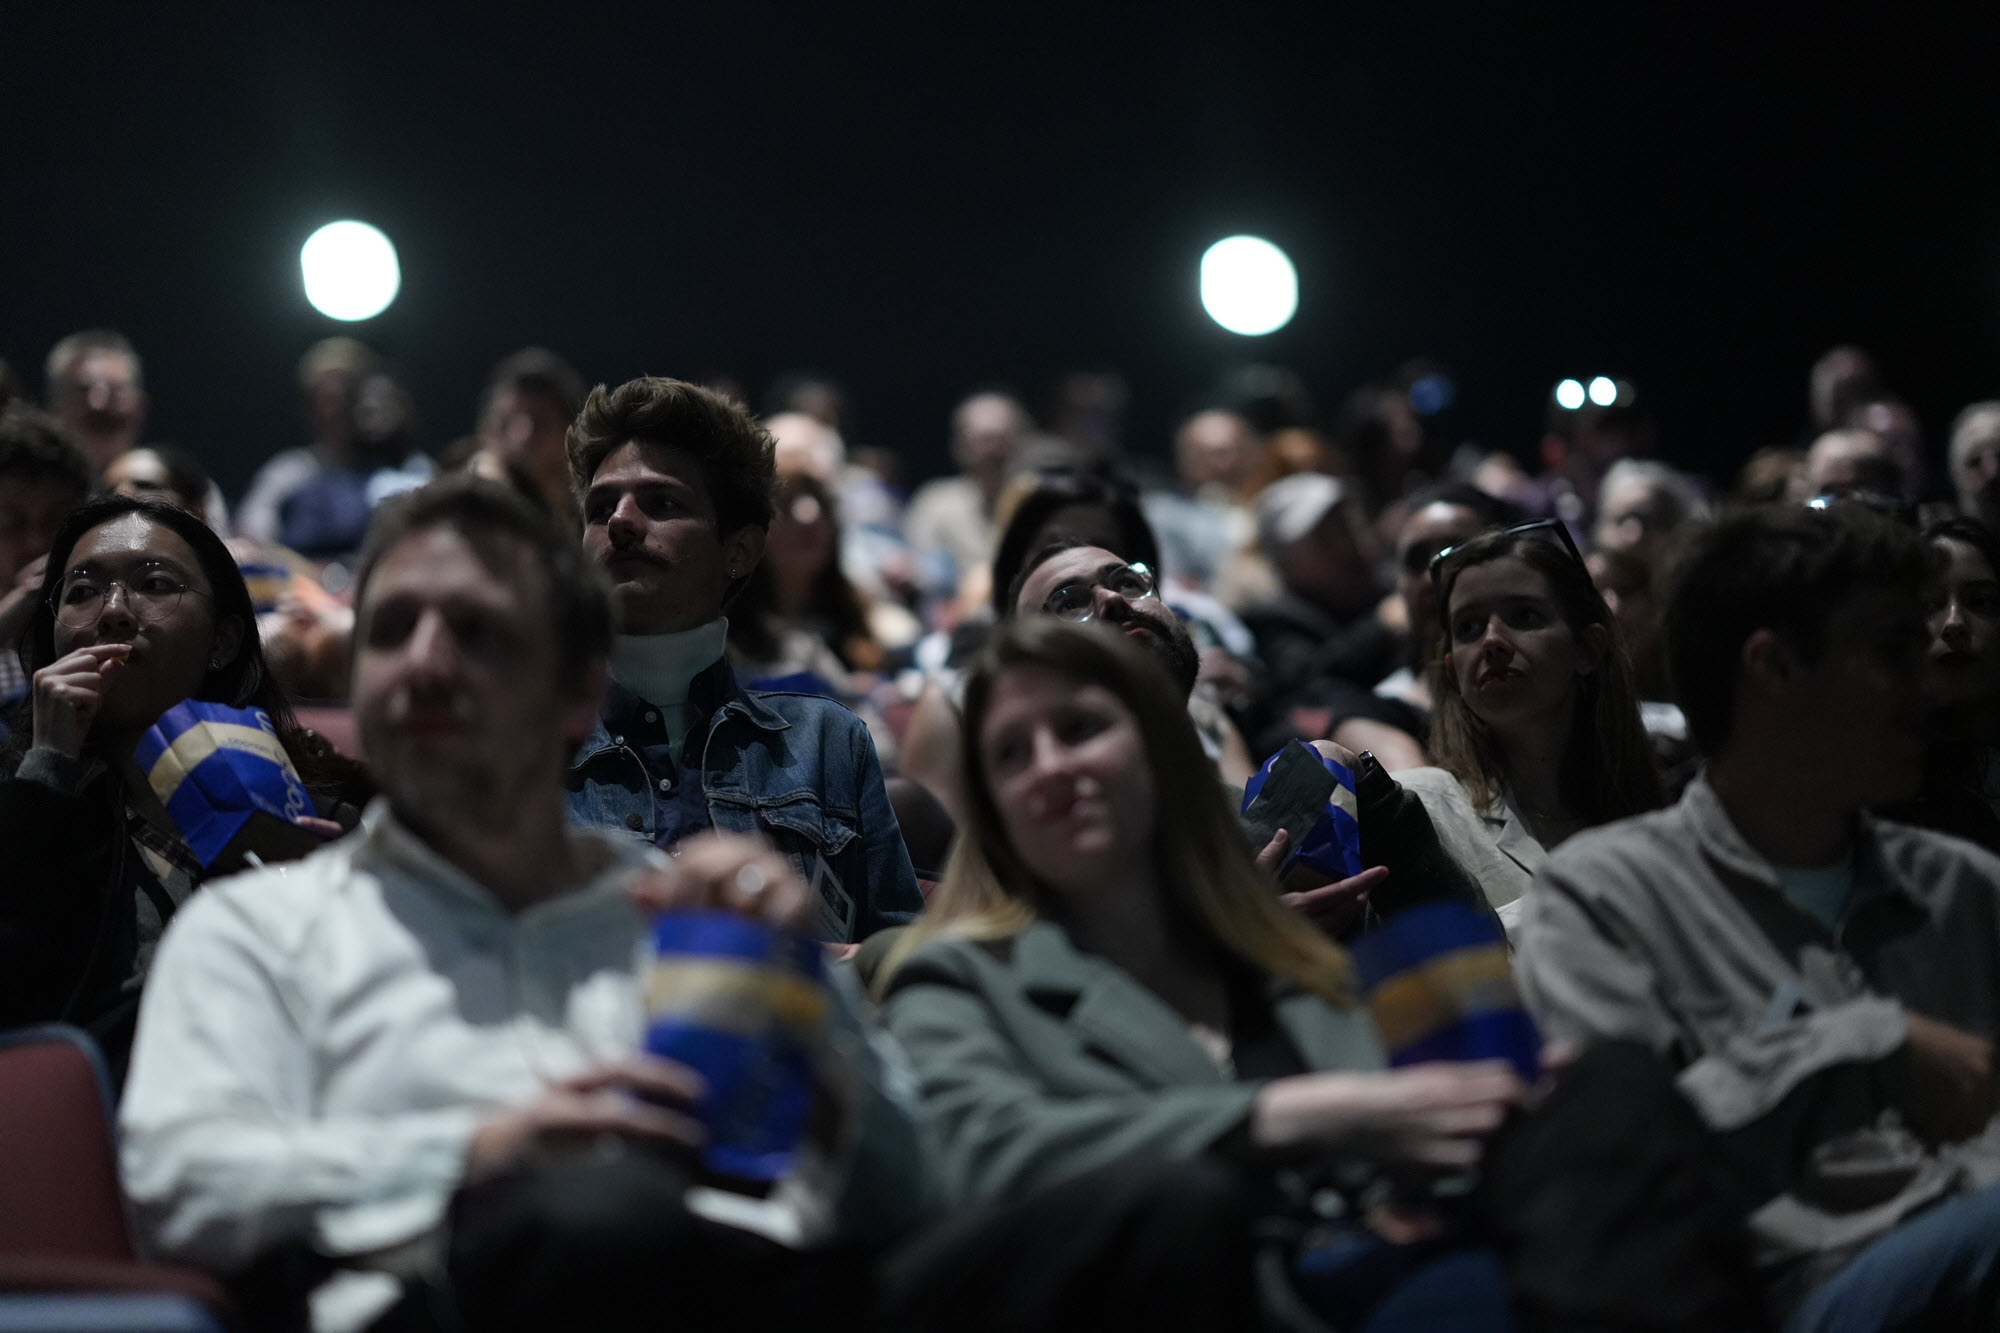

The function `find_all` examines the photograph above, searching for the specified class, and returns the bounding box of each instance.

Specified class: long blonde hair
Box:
[879,617,1356,1006]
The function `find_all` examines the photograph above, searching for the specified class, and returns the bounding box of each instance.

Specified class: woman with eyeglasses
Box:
[901,466,1257,825]
[1393,521,1662,935]
[1,496,359,1081]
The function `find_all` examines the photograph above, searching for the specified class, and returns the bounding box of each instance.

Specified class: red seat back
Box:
[0,1028,134,1261]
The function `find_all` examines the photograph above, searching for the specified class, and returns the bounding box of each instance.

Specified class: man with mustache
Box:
[564,376,922,942]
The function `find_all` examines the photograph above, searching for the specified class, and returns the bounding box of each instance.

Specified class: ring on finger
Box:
[734,864,769,900]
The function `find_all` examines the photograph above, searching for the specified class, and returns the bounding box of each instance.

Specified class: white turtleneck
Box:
[607,617,730,754]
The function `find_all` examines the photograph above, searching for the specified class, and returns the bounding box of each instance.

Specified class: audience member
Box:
[1844,397,1927,501]
[729,470,885,680]
[1375,483,1526,730]
[43,328,148,475]
[1144,408,1260,588]
[1527,389,1651,527]
[1239,472,1425,767]
[1518,501,2000,1329]
[1802,426,1901,500]
[237,337,379,547]
[103,445,214,520]
[1591,458,1709,566]
[0,406,92,700]
[0,496,348,1080]
[763,410,921,647]
[120,477,931,1333]
[880,617,1521,1328]
[901,469,1257,823]
[563,376,922,941]
[1947,401,2000,536]
[1397,520,1663,932]
[474,347,588,531]
[1882,517,2000,853]
[1735,444,1806,505]
[1808,345,1882,435]
[903,390,1030,599]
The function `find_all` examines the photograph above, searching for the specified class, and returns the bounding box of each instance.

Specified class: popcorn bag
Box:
[644,910,831,1187]
[1240,740,1364,885]
[1349,900,1540,1083]
[132,701,322,871]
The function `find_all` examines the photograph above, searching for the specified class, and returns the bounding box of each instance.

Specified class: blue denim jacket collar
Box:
[569,656,789,767]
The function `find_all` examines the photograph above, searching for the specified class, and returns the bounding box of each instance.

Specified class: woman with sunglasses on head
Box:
[1,496,359,1081]
[878,617,1522,1330]
[1394,521,1662,936]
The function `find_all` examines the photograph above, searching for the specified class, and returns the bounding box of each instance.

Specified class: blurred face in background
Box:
[764,478,838,610]
[49,349,145,473]
[1174,410,1258,495]
[1950,408,2000,521]
[0,471,84,584]
[104,449,207,522]
[1396,502,1485,645]
[1277,502,1381,621]
[482,383,573,493]
[1593,475,1680,563]
[952,393,1026,497]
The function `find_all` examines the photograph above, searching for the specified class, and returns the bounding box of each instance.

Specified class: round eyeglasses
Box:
[51,568,211,629]
[1043,562,1158,622]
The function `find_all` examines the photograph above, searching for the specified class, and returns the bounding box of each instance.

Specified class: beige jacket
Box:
[1396,766,1546,937]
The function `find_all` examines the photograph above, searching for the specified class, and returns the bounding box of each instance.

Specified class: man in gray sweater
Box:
[1517,501,2000,1332]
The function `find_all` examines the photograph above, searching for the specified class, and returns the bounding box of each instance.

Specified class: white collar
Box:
[607,618,729,709]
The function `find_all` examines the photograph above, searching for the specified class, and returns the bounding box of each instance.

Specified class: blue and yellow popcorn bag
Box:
[1350,900,1540,1083]
[1240,742,1364,882]
[132,701,318,869]
[645,910,830,1184]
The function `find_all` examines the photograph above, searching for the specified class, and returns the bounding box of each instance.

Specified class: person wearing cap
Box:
[1237,472,1426,765]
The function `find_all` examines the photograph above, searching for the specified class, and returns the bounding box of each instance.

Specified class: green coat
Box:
[881,919,1386,1208]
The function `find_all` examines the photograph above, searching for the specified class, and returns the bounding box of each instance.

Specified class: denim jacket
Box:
[564,659,923,942]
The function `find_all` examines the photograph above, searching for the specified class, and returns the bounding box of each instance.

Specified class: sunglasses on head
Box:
[1427,518,1585,585]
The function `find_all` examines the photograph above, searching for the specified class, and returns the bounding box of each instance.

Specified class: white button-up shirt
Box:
[120,800,935,1332]
[120,802,656,1327]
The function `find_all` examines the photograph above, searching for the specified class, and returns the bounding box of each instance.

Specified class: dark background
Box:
[6,2,1999,497]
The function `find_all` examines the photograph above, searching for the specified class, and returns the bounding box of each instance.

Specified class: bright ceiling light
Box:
[301,220,401,321]
[1199,236,1298,336]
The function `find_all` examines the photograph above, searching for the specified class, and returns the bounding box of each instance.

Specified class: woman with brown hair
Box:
[1396,521,1662,934]
[879,617,1521,1330]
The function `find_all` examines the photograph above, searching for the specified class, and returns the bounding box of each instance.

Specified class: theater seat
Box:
[0,1026,232,1331]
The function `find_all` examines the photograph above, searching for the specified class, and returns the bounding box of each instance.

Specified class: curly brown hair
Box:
[565,376,776,536]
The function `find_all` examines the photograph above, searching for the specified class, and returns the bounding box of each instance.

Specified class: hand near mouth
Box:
[31,643,132,758]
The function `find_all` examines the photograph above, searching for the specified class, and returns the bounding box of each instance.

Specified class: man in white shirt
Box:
[119,477,931,1332]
